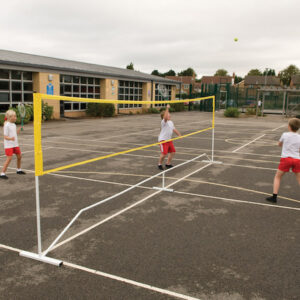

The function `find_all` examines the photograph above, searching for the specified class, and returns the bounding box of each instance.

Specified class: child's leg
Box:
[1,156,12,173]
[296,172,300,185]
[16,153,22,169]
[166,152,175,165]
[273,170,285,194]
[159,153,166,165]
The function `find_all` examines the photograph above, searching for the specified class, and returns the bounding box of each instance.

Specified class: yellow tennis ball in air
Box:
[234,38,238,42]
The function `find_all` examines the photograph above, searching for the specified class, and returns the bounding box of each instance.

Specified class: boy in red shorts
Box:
[266,118,300,203]
[1,110,26,179]
[158,104,181,170]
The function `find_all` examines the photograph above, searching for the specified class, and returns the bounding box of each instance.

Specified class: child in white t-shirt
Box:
[158,104,181,170]
[1,110,26,179]
[266,118,300,203]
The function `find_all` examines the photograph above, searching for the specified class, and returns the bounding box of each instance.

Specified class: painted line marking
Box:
[232,134,266,153]
[48,167,299,253]
[29,132,282,159]
[0,147,52,158]
[174,191,300,211]
[271,124,286,131]
[63,261,201,300]
[48,163,213,252]
[41,144,279,165]
[53,170,299,204]
[0,244,22,253]
[43,170,300,204]
[0,244,200,300]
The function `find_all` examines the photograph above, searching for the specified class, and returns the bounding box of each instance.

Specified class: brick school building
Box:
[0,49,177,119]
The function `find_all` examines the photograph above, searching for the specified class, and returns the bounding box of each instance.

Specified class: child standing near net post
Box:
[1,110,26,179]
[266,118,300,203]
[158,104,181,170]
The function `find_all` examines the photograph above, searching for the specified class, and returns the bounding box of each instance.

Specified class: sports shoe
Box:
[16,170,26,175]
[165,164,173,169]
[0,175,8,179]
[265,196,277,203]
[158,165,164,171]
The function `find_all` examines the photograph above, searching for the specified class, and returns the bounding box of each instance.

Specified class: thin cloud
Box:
[0,0,299,78]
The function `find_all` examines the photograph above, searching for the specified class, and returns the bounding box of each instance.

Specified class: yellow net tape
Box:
[37,93,214,105]
[34,93,215,176]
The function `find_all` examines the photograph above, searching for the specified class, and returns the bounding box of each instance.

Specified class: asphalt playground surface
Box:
[0,111,299,300]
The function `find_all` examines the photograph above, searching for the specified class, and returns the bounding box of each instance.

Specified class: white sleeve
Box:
[169,121,175,130]
[3,124,9,136]
[279,133,285,143]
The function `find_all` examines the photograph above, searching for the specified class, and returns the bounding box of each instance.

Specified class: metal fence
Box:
[178,84,300,116]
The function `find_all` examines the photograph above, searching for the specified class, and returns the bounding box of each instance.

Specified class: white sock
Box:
[17,169,21,172]
[1,172,5,176]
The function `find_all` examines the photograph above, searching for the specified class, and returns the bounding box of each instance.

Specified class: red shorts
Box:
[159,141,176,155]
[278,157,300,173]
[5,147,21,156]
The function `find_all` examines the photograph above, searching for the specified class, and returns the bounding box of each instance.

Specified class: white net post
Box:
[35,176,42,255]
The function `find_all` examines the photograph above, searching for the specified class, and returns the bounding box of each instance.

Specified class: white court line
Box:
[232,134,266,153]
[174,191,300,211]
[0,243,200,300]
[52,171,299,204]
[271,124,286,131]
[48,165,299,253]
[42,119,210,143]
[0,147,52,158]
[49,174,299,251]
[222,162,277,171]
[0,243,22,253]
[48,163,213,252]
[63,261,201,300]
[31,132,281,159]
[42,144,278,165]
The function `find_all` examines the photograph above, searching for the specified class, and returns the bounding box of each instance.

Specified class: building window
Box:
[118,80,142,109]
[60,75,101,111]
[155,84,171,107]
[0,69,33,112]
[184,84,189,89]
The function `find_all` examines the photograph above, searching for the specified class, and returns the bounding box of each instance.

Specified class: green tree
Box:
[151,70,163,77]
[263,68,276,76]
[163,69,176,76]
[214,69,228,76]
[178,68,196,77]
[126,62,134,70]
[234,75,243,84]
[247,69,262,76]
[279,64,300,86]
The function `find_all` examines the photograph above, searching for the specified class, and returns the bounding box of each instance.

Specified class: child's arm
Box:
[278,141,283,147]
[17,127,21,134]
[4,135,15,141]
[173,128,181,137]
[163,104,170,121]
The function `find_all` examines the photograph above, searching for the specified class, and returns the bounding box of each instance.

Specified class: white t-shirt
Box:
[158,120,175,141]
[3,122,19,149]
[279,132,300,159]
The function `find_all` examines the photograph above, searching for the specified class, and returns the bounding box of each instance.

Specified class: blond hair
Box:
[6,109,16,121]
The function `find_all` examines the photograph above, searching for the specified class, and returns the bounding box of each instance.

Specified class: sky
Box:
[1,0,300,78]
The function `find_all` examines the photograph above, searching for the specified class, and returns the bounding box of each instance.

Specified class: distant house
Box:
[166,75,198,95]
[200,76,233,86]
[290,75,300,88]
[243,76,281,102]
[244,76,281,88]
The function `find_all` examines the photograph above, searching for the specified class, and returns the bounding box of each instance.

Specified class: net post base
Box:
[152,187,174,192]
[20,251,63,267]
